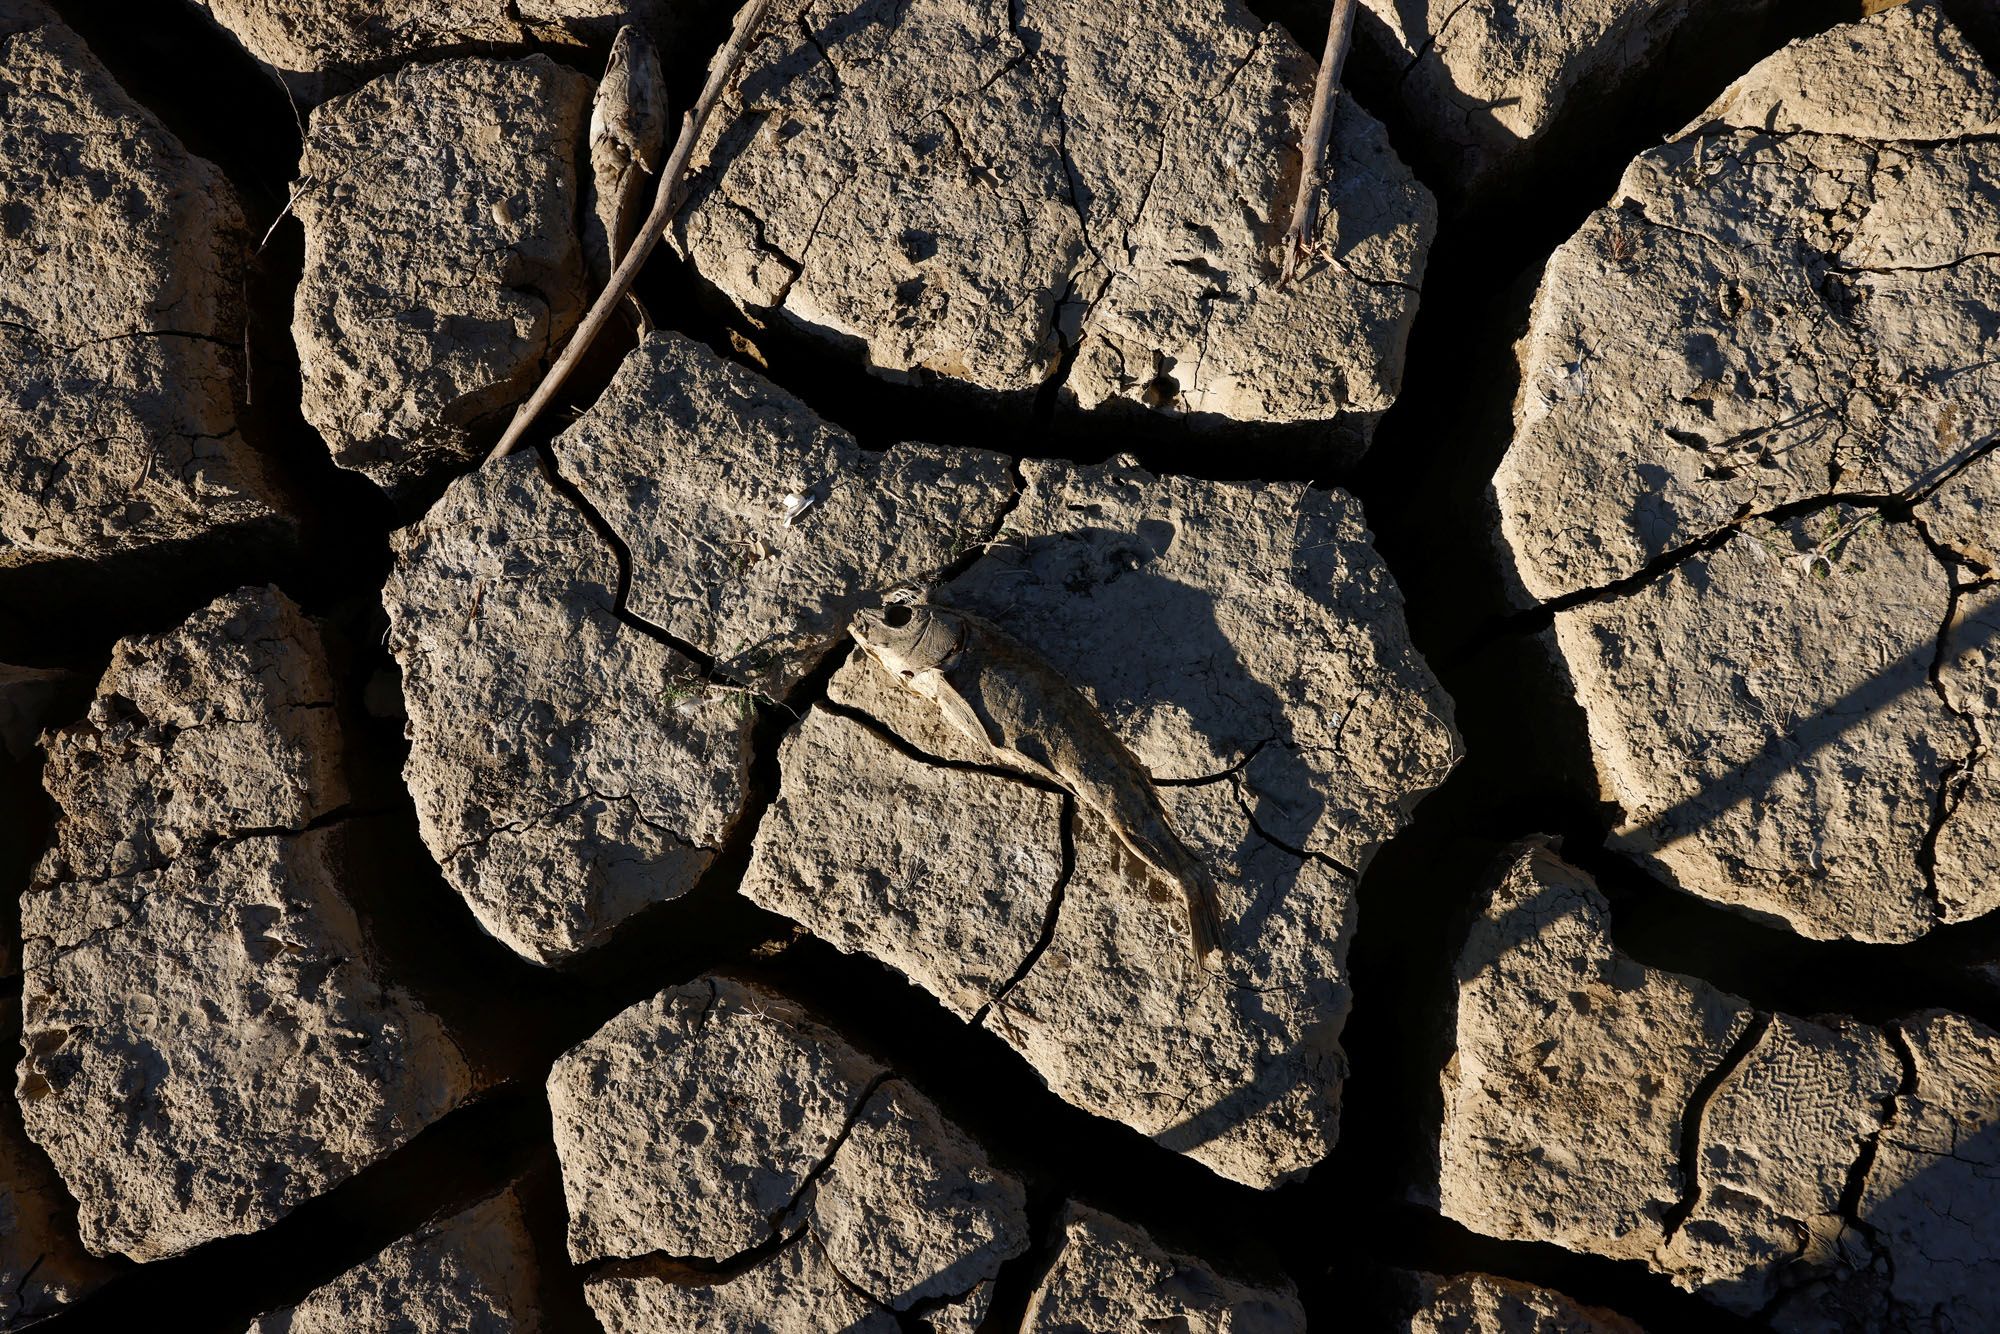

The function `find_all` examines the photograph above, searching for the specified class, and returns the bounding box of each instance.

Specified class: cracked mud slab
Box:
[189,0,519,104]
[548,977,1027,1332]
[0,666,108,1327]
[1441,843,1756,1266]
[1022,1202,1305,1332]
[385,332,1013,963]
[1442,842,2000,1324]
[549,331,1019,696]
[191,0,711,103]
[749,707,1067,1018]
[1498,0,2000,603]
[19,587,470,1260]
[1492,1,2000,943]
[292,55,591,492]
[744,455,1460,1188]
[385,452,755,964]
[0,1,288,576]
[1353,0,1773,193]
[676,0,1433,450]
[1397,1272,1643,1333]
[586,1235,904,1334]
[244,1187,542,1332]
[1556,496,1998,943]
[1842,1009,2000,1333]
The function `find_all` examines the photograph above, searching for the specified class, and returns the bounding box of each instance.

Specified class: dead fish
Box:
[850,601,1227,960]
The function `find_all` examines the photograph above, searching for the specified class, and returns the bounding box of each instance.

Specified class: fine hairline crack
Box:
[817,697,1065,794]
[1659,1010,1771,1246]
[530,444,730,679]
[804,687,1077,1026]
[1910,510,1986,925]
[1500,430,2000,632]
[17,803,365,977]
[1231,780,1361,880]
[973,791,1076,1028]
[1831,1023,1914,1250]
[576,1069,896,1283]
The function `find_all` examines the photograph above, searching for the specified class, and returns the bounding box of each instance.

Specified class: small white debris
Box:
[781,490,817,528]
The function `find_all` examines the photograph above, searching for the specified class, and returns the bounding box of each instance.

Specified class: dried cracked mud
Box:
[4,0,1999,1330]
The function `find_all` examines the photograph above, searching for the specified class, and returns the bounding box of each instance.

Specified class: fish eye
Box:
[883,604,915,628]
[899,670,914,679]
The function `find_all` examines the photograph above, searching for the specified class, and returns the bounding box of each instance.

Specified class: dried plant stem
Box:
[488,0,772,463]
[1279,0,1357,286]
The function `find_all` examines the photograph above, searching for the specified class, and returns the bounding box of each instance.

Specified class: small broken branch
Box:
[1279,0,1358,286]
[488,0,773,463]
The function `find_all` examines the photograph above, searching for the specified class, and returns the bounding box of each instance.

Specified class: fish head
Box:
[849,601,965,681]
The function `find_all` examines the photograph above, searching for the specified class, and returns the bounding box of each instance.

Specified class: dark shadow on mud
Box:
[1593,579,1994,929]
[1794,1089,2000,1329]
[943,528,1306,776]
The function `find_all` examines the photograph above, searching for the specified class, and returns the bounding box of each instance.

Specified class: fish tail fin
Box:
[1182,861,1226,961]
[1095,794,1228,960]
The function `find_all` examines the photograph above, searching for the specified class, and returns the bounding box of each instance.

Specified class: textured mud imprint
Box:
[3,0,1999,1330]
[1443,843,2000,1327]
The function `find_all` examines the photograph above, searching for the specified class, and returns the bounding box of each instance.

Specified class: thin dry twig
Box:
[256,181,311,255]
[1279,0,1358,287]
[488,0,773,463]
[254,70,316,255]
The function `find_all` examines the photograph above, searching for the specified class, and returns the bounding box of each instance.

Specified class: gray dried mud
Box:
[4,0,1996,1331]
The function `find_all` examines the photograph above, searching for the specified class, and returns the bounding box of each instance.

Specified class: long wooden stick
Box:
[1279,0,1358,286]
[488,0,772,463]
